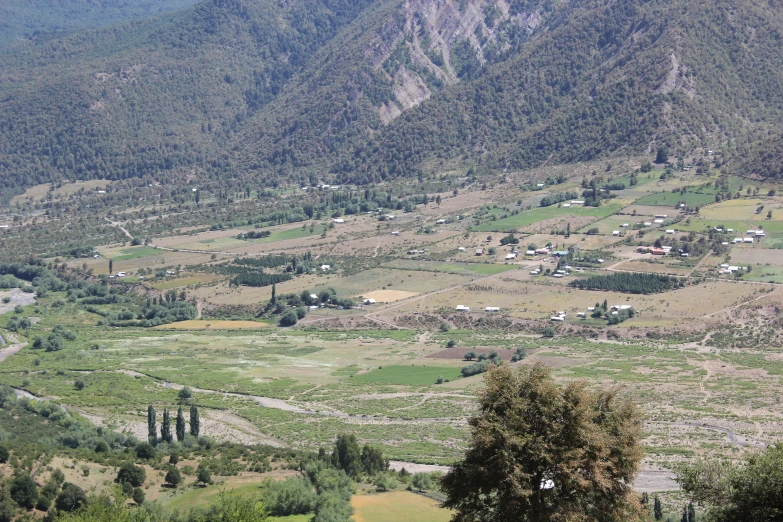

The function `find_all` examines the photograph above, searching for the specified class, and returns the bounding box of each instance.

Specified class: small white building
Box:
[456,305,470,312]
[562,203,571,208]
[643,222,652,226]
[364,298,376,305]
[612,230,621,236]
[391,231,400,236]
[733,238,743,244]
[550,315,565,321]
[485,307,500,312]
[621,223,629,228]
[320,264,331,271]
[577,312,586,318]
[458,247,466,252]
[571,200,585,205]
[505,253,517,260]
[475,248,484,256]
[743,237,754,243]
[665,229,676,234]
[333,218,344,224]
[654,219,664,224]
[436,219,446,224]
[526,250,536,255]
[530,269,540,275]
[553,273,564,278]
[116,272,126,278]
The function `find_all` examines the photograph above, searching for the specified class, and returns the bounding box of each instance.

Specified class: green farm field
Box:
[471,201,627,232]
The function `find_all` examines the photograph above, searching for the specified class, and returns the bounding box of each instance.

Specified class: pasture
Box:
[352,491,452,522]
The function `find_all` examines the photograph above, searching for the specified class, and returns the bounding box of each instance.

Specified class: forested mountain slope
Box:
[0,0,203,48]
[1,0,783,202]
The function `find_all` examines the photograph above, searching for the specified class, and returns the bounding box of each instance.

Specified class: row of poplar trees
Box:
[146,405,199,445]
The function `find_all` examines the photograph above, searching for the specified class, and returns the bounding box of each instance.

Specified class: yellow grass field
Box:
[351,491,452,522]
[11,179,110,204]
[154,320,269,330]
[359,289,420,302]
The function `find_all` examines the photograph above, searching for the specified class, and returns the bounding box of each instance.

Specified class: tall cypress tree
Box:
[680,506,688,522]
[176,406,186,442]
[189,405,200,437]
[147,405,157,445]
[653,495,663,521]
[161,408,172,443]
[687,503,696,522]
[271,283,277,304]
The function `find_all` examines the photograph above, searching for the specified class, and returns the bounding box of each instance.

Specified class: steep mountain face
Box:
[234,0,783,184]
[0,0,377,201]
[1,0,783,202]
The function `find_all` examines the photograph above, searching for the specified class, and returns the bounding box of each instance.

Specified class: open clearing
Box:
[359,290,420,302]
[352,491,452,522]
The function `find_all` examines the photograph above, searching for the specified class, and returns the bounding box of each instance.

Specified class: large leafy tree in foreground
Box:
[677,443,783,522]
[440,363,644,522]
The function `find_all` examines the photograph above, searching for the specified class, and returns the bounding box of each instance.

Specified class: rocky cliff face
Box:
[369,0,550,123]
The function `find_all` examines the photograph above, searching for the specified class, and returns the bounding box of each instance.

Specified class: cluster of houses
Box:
[718,264,744,275]
[455,305,501,312]
[637,245,689,257]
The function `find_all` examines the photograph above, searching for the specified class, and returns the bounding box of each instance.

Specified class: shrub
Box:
[10,473,38,509]
[446,339,457,348]
[35,494,51,512]
[117,462,146,487]
[135,443,155,460]
[178,387,193,401]
[132,488,145,505]
[74,380,85,390]
[55,483,87,512]
[262,477,317,516]
[164,468,182,487]
[94,441,109,453]
[0,446,8,463]
[279,310,298,327]
[542,327,556,338]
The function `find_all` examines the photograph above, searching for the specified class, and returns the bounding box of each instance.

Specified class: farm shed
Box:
[391,231,400,236]
[456,305,470,312]
[475,248,484,256]
[364,298,376,305]
[485,307,500,312]
[333,218,344,224]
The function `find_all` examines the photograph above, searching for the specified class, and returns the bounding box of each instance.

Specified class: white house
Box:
[570,200,585,205]
[530,269,540,275]
[553,273,564,278]
[621,223,629,228]
[612,230,621,236]
[562,203,571,208]
[436,219,446,224]
[458,247,466,252]
[364,298,376,305]
[333,218,344,224]
[526,250,536,255]
[505,253,517,260]
[485,307,500,312]
[320,264,331,271]
[475,248,484,256]
[665,229,675,234]
[550,315,565,321]
[643,222,652,226]
[743,237,754,243]
[391,231,400,236]
[733,238,743,244]
[116,272,126,278]
[456,305,470,312]
[654,219,664,224]
[577,312,586,318]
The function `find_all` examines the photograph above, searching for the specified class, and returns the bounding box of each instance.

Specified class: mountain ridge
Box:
[1,0,783,202]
